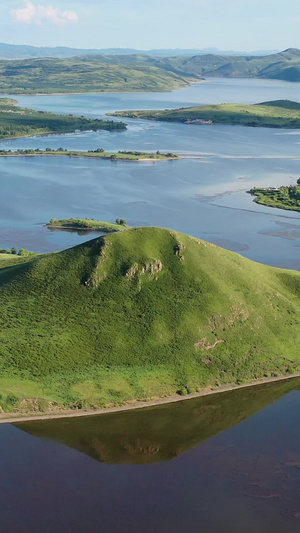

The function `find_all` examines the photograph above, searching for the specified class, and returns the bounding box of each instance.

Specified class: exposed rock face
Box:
[125,260,163,279]
[85,241,110,288]
[174,242,185,260]
[125,263,139,278]
[194,339,225,350]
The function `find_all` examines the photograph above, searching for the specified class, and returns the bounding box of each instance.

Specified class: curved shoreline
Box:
[1,372,300,425]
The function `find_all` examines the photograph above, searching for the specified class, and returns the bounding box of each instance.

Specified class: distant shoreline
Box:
[0,152,179,162]
[1,371,300,425]
[0,83,196,98]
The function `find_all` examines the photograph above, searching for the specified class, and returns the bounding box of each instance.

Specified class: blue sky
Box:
[2,0,300,51]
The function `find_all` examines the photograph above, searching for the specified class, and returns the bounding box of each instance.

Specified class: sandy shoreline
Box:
[1,372,300,425]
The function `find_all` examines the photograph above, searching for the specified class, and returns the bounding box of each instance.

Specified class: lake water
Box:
[1,78,300,531]
[0,77,299,268]
[0,377,300,532]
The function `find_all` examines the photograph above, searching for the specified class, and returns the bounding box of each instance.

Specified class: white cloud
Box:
[12,2,79,26]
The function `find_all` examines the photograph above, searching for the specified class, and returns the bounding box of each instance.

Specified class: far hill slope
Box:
[0,49,300,94]
[0,227,299,412]
[111,100,300,128]
[0,57,192,94]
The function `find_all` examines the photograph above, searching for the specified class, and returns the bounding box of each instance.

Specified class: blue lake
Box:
[0,78,299,268]
[0,78,300,532]
[1,377,300,533]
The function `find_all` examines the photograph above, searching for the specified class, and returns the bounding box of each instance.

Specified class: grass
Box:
[0,254,23,261]
[0,148,178,161]
[47,218,129,232]
[0,57,191,94]
[0,49,299,90]
[111,100,300,129]
[248,185,300,212]
[0,98,125,140]
[0,226,300,413]
[0,254,34,269]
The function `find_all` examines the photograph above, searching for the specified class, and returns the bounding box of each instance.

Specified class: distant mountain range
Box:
[0,43,280,59]
[0,47,299,93]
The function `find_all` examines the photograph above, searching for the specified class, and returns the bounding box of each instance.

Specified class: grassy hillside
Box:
[135,48,300,82]
[16,377,300,464]
[111,100,300,128]
[0,57,191,94]
[0,227,299,413]
[0,98,125,139]
[0,49,299,95]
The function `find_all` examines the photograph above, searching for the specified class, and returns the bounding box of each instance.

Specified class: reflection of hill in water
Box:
[15,378,300,465]
[47,227,104,237]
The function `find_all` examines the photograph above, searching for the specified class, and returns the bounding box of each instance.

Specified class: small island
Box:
[0,98,126,140]
[46,217,129,232]
[0,147,178,161]
[110,100,300,129]
[248,179,300,212]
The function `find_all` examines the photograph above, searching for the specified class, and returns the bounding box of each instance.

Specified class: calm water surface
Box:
[0,78,299,268]
[0,378,300,532]
[1,79,300,531]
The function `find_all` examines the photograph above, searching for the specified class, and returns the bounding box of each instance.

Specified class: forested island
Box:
[0,147,178,161]
[111,100,300,129]
[0,98,125,139]
[46,218,129,232]
[248,180,300,212]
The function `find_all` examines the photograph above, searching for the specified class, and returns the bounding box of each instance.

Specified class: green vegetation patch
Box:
[47,218,129,232]
[0,226,300,413]
[248,182,300,212]
[0,57,191,95]
[111,100,300,129]
[0,98,125,139]
[0,147,177,160]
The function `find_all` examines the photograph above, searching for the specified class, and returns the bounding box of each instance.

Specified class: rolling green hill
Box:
[0,57,192,94]
[0,227,299,413]
[0,49,299,95]
[111,100,300,128]
[132,48,300,82]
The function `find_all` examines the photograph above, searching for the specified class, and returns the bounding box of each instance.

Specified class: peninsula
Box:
[248,180,300,212]
[0,226,299,416]
[110,100,300,129]
[0,98,125,140]
[0,148,178,161]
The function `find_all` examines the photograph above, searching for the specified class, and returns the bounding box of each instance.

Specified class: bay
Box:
[0,79,299,267]
[0,78,300,531]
